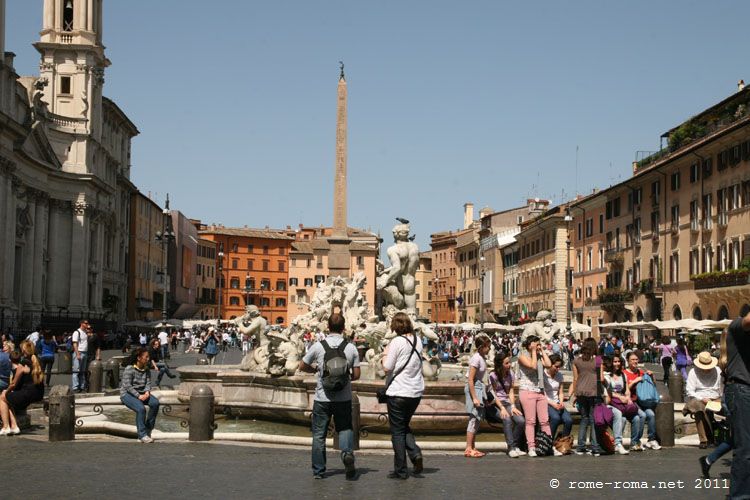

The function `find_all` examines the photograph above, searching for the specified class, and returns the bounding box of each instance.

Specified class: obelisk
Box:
[327,62,352,278]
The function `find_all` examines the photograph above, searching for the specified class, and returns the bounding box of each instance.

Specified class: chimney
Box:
[463,203,474,229]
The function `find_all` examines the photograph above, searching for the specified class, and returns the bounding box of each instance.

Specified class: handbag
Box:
[593,402,613,428]
[376,336,418,404]
[553,435,574,455]
[610,397,639,419]
[600,429,615,454]
[535,429,553,456]
[635,373,660,409]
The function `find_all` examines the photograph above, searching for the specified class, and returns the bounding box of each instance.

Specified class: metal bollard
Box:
[104,358,120,390]
[88,360,103,393]
[189,385,215,441]
[655,398,675,447]
[197,358,208,366]
[668,371,684,403]
[48,385,76,442]
[56,351,72,374]
[333,393,360,451]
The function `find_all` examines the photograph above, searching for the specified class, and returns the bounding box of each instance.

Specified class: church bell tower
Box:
[34,0,109,141]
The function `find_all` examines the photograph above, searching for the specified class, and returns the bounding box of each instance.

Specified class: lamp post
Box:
[217,244,224,324]
[244,274,252,306]
[155,194,175,324]
[564,207,573,335]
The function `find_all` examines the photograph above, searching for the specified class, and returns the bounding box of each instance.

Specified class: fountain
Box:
[177,220,469,432]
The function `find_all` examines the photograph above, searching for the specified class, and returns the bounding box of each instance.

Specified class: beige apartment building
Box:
[568,194,609,336]
[456,228,481,323]
[127,192,165,321]
[415,252,433,320]
[516,207,569,323]
[478,202,543,323]
[287,226,379,322]
[600,87,750,324]
[196,238,217,319]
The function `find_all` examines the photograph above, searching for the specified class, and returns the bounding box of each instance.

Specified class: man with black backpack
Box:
[299,313,361,480]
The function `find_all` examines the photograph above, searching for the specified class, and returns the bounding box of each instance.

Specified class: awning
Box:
[172,303,202,319]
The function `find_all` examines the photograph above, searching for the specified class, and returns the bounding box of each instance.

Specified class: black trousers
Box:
[386,396,422,476]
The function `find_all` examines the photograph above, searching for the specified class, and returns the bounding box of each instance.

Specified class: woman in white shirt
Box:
[382,312,424,479]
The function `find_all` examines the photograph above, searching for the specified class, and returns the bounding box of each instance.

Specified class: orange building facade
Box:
[198,226,293,324]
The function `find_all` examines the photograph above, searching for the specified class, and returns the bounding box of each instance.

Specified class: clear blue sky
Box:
[6,1,749,249]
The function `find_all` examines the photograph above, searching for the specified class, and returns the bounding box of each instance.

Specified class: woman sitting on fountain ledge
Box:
[119,347,160,443]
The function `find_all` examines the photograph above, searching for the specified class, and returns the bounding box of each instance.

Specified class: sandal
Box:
[464,449,485,458]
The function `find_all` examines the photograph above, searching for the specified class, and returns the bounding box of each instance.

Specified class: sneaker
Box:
[139,436,154,444]
[527,448,538,457]
[615,444,629,455]
[553,448,563,457]
[9,427,20,435]
[0,428,10,436]
[387,472,408,480]
[646,440,661,450]
[591,451,601,457]
[574,449,587,455]
[412,455,423,474]
[630,443,643,452]
[342,452,356,479]
[699,456,711,478]
[508,448,521,458]
[313,473,325,480]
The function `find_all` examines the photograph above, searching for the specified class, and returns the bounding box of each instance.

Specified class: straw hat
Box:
[694,351,718,370]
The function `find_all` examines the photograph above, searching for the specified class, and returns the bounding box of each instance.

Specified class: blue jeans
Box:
[725,383,750,499]
[311,400,354,476]
[634,407,656,442]
[576,397,601,453]
[498,401,525,449]
[154,362,174,386]
[72,352,89,391]
[120,392,160,439]
[387,396,422,477]
[610,406,623,446]
[548,404,572,439]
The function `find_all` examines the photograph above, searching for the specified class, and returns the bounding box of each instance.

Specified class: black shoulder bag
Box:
[376,336,418,404]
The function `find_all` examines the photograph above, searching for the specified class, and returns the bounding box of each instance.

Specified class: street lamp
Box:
[155,194,175,323]
[564,207,573,335]
[217,244,224,324]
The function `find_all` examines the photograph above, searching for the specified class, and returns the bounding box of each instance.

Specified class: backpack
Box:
[321,339,350,392]
[635,372,659,409]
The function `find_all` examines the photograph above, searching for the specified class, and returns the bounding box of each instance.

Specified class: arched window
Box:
[718,305,729,320]
[229,296,240,306]
[672,305,682,320]
[276,317,284,324]
[230,278,240,289]
[692,306,703,320]
[741,304,750,317]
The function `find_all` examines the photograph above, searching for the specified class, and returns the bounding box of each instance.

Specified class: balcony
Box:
[670,221,679,235]
[690,219,700,232]
[717,212,729,227]
[702,218,713,231]
[651,230,660,241]
[596,288,634,314]
[604,249,624,266]
[691,269,750,290]
[636,278,654,295]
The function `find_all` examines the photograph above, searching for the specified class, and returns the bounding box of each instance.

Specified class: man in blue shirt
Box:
[299,313,361,480]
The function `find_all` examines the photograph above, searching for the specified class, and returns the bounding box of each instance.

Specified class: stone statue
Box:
[521,310,563,342]
[236,305,269,372]
[376,221,419,315]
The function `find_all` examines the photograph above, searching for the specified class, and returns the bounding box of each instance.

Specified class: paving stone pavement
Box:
[1,437,732,499]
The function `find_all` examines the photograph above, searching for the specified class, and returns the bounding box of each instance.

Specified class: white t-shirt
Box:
[543,369,563,404]
[27,331,40,344]
[158,331,169,346]
[73,328,89,353]
[383,335,424,398]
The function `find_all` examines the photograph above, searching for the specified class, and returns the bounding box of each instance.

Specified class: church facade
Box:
[0,0,137,331]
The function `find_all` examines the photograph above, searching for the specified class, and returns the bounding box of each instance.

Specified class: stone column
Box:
[0,174,8,302]
[2,176,15,304]
[79,0,88,31]
[32,197,48,307]
[328,68,351,278]
[47,201,72,308]
[68,204,88,313]
[20,199,37,314]
[43,0,54,31]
